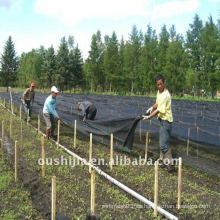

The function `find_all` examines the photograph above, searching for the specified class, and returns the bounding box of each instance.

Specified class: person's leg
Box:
[43,114,51,139]
[87,106,97,120]
[50,115,56,137]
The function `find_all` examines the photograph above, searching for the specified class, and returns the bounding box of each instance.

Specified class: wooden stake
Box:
[145,131,149,161]
[139,120,142,141]
[89,133,93,173]
[19,105,22,120]
[3,98,5,107]
[27,109,29,125]
[91,170,95,215]
[10,118,12,139]
[1,120,4,152]
[110,133,113,171]
[154,161,159,216]
[51,176,56,220]
[74,120,77,148]
[57,120,60,148]
[38,114,40,133]
[15,141,18,182]
[41,136,45,177]
[187,128,190,156]
[177,157,182,209]
[20,120,23,149]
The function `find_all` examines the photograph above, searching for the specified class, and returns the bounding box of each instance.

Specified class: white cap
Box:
[51,86,59,93]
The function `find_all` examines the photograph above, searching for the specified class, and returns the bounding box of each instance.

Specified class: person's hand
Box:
[57,116,60,120]
[142,115,150,120]
[146,107,153,115]
[83,117,86,121]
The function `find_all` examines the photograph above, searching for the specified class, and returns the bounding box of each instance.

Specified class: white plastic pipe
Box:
[0,103,178,220]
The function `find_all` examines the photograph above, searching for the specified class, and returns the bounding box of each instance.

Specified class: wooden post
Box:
[57,120,60,148]
[15,141,18,182]
[19,105,22,120]
[3,98,5,107]
[1,120,4,152]
[27,109,29,125]
[110,133,113,171]
[187,128,190,156]
[177,157,182,209]
[41,136,45,177]
[20,120,23,149]
[51,176,56,220]
[139,120,142,141]
[38,114,40,133]
[74,120,77,148]
[145,131,149,161]
[10,118,12,139]
[154,161,159,216]
[91,170,95,215]
[89,133,93,173]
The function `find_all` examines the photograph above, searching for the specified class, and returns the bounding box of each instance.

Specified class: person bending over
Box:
[78,101,97,121]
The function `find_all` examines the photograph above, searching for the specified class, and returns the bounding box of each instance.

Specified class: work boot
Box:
[46,129,50,139]
[163,149,175,172]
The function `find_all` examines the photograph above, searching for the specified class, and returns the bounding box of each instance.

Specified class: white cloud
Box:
[149,0,200,20]
[34,0,153,25]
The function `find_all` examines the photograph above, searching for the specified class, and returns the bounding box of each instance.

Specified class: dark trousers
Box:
[159,119,172,154]
[86,105,97,120]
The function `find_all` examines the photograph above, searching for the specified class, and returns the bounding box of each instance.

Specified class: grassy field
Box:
[0,100,220,219]
[0,87,219,103]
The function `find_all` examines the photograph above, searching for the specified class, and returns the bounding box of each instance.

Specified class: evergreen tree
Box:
[0,36,18,90]
[186,14,203,94]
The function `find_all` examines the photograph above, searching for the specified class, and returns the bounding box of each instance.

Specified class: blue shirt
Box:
[43,95,58,117]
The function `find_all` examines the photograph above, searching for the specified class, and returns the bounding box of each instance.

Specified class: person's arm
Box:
[47,101,58,118]
[22,89,28,104]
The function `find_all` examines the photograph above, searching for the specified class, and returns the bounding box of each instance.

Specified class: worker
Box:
[143,74,174,172]
[22,82,35,121]
[78,101,97,121]
[43,86,60,139]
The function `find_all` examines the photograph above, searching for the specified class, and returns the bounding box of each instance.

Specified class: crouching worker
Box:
[78,101,97,121]
[22,82,35,121]
[43,86,60,139]
[142,74,174,172]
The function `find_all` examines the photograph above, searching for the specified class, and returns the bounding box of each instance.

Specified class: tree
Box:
[0,36,18,90]
[56,37,70,91]
[186,14,203,94]
[103,31,119,91]
[87,31,105,91]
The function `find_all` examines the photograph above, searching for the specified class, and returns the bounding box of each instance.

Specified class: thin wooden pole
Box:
[38,114,40,133]
[187,128,190,156]
[51,176,56,220]
[91,170,95,215]
[139,120,142,141]
[20,120,23,149]
[57,120,60,148]
[19,105,22,120]
[74,120,77,148]
[89,133,93,173]
[15,141,18,182]
[154,161,159,216]
[1,120,4,152]
[10,117,12,139]
[41,136,45,177]
[177,157,182,209]
[3,98,5,107]
[145,131,149,161]
[110,133,113,171]
[27,109,29,125]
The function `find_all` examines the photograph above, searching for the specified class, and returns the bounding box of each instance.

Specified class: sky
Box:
[0,0,219,59]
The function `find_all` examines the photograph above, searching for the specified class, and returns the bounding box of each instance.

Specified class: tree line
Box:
[0,14,219,97]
